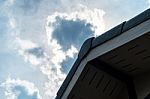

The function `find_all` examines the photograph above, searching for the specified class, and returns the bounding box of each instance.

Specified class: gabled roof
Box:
[56,8,150,99]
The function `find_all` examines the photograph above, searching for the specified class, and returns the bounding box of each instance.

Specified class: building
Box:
[56,8,150,99]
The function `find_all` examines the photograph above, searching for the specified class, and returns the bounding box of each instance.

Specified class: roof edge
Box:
[56,37,94,99]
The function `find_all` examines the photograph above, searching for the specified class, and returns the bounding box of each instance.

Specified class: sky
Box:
[0,0,149,99]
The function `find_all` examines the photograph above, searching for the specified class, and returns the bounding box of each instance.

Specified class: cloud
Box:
[27,47,44,58]
[46,4,105,52]
[16,38,38,50]
[66,45,78,58]
[12,4,105,98]
[3,1,105,98]
[15,38,41,65]
[46,4,105,39]
[51,17,94,50]
[7,0,42,15]
[14,37,66,98]
[14,30,77,98]
[0,77,42,99]
[9,17,17,29]
[148,0,150,7]
[0,15,8,36]
[46,4,105,72]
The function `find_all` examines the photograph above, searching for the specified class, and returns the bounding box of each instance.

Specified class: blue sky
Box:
[0,0,149,99]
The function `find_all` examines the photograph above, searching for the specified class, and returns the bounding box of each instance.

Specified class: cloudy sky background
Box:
[0,0,149,99]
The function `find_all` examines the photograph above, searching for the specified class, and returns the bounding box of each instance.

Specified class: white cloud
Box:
[46,4,105,37]
[4,0,16,7]
[14,37,66,98]
[9,18,17,29]
[0,77,42,99]
[8,3,105,99]
[14,31,77,98]
[15,38,41,65]
[13,4,105,98]
[16,37,38,50]
[41,4,105,97]
[66,45,78,58]
[148,0,150,7]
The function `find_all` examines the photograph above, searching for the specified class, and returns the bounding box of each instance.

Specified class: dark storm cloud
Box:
[27,47,44,58]
[12,0,41,15]
[13,86,39,99]
[52,17,94,51]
